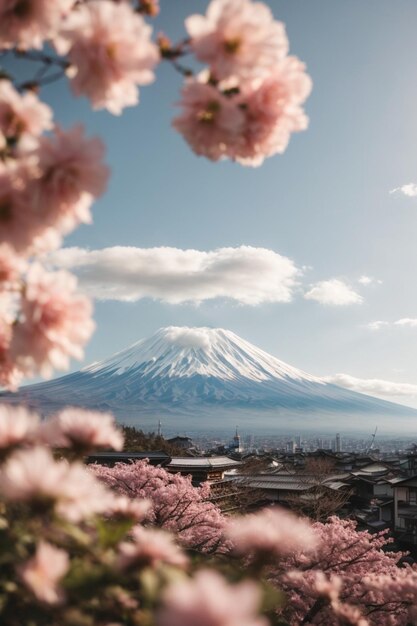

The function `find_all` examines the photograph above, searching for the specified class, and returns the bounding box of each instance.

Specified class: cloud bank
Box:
[304,279,363,306]
[325,373,417,399]
[50,245,300,305]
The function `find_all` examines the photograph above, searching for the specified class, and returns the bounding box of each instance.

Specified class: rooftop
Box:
[168,456,241,469]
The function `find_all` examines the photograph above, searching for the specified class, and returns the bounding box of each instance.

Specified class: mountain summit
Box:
[2,326,417,434]
[85,326,321,383]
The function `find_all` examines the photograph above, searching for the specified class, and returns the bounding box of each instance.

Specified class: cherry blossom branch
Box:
[2,48,71,91]
[158,35,194,77]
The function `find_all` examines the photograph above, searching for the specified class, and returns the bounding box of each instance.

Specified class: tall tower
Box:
[232,426,243,453]
[157,420,162,437]
[335,433,341,453]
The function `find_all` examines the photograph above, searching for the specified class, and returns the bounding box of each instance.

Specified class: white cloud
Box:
[394,318,417,328]
[390,183,417,197]
[325,373,417,399]
[366,318,417,330]
[49,245,300,305]
[164,327,211,350]
[304,279,363,306]
[367,320,389,331]
[358,275,382,286]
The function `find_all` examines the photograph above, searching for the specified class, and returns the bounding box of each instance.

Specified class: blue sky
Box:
[7,1,417,407]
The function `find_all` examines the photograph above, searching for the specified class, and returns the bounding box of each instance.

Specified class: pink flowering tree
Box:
[92,459,228,554]
[269,517,416,625]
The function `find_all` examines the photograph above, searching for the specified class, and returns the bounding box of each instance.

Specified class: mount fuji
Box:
[2,327,417,435]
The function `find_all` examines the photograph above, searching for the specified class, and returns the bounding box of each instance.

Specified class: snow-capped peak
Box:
[84,326,322,384]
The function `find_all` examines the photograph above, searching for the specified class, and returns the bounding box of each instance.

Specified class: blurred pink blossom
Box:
[12,264,94,378]
[234,56,312,166]
[157,569,268,626]
[107,496,151,522]
[42,408,123,452]
[57,0,159,114]
[0,80,52,147]
[118,526,187,570]
[227,507,316,557]
[0,243,25,287]
[0,303,21,389]
[172,78,245,161]
[19,541,69,605]
[0,163,40,254]
[0,404,39,451]
[31,125,109,234]
[186,0,288,82]
[0,0,73,49]
[0,446,114,521]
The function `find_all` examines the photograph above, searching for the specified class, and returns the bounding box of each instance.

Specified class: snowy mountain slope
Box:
[84,327,322,383]
[2,327,417,434]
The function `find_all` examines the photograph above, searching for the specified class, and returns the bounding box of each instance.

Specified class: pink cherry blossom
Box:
[0,0,74,49]
[42,408,123,452]
[274,517,412,625]
[107,496,151,522]
[234,56,312,166]
[19,541,69,605]
[30,125,109,234]
[0,80,52,148]
[186,0,288,82]
[0,446,114,522]
[157,569,268,626]
[227,507,316,558]
[57,0,159,114]
[117,526,188,570]
[12,264,95,378]
[0,163,40,255]
[0,304,21,389]
[0,243,25,287]
[93,460,227,554]
[172,78,245,161]
[0,404,39,451]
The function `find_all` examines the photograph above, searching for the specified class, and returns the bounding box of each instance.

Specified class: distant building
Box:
[167,456,241,485]
[86,451,171,467]
[230,427,243,453]
[335,433,342,453]
[392,476,417,545]
[286,440,296,454]
[167,436,194,451]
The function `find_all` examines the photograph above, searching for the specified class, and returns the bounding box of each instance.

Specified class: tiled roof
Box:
[168,456,241,469]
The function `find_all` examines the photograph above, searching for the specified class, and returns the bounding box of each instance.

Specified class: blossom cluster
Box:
[172,0,312,165]
[93,458,229,554]
[0,403,284,626]
[0,80,107,387]
[0,0,164,387]
[0,0,159,115]
[274,516,415,625]
[2,0,310,169]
